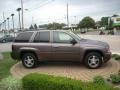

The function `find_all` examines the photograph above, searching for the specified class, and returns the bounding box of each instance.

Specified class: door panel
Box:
[52,31,80,61]
[32,43,52,60]
[52,43,80,61]
[32,31,52,61]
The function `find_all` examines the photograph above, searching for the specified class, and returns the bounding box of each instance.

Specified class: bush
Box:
[112,54,120,60]
[110,73,120,84]
[107,30,114,35]
[93,76,105,85]
[0,76,22,90]
[112,54,118,58]
[115,56,120,60]
[22,73,118,90]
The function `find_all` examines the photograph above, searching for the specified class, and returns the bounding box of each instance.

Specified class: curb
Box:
[112,52,120,55]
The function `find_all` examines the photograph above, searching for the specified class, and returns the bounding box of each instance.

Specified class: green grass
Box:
[112,54,120,60]
[0,52,17,81]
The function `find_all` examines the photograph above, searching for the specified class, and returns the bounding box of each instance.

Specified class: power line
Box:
[25,0,55,13]
[34,7,120,25]
[25,0,51,10]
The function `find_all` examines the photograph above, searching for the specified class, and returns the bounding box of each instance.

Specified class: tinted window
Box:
[34,31,50,43]
[15,32,33,42]
[53,31,73,43]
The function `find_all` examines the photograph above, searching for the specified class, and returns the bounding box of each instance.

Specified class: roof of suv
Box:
[20,30,70,33]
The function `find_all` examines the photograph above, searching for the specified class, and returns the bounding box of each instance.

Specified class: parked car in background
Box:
[0,35,14,43]
[80,29,86,34]
[99,30,105,35]
[11,30,111,69]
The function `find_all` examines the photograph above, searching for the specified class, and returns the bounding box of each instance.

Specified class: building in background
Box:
[111,15,120,35]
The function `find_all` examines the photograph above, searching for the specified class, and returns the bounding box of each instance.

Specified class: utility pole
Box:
[21,0,24,30]
[67,2,69,28]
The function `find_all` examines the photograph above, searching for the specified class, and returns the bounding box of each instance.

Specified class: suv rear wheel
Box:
[22,53,37,68]
[84,52,102,69]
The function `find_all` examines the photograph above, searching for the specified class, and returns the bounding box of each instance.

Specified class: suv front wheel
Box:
[22,53,37,68]
[84,52,102,69]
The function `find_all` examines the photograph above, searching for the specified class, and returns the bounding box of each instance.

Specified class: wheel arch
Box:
[20,50,38,60]
[83,49,104,62]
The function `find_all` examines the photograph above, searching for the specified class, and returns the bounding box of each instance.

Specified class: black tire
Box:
[84,52,102,69]
[22,53,37,68]
[2,39,6,43]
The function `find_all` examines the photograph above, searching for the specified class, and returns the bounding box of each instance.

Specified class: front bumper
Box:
[103,51,112,63]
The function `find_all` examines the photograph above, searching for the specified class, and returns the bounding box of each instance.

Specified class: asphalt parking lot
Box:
[0,43,12,53]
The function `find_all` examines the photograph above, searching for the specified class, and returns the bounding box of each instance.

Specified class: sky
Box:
[0,0,120,28]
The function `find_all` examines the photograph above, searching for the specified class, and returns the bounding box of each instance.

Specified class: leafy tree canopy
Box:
[78,16,95,28]
[29,25,34,30]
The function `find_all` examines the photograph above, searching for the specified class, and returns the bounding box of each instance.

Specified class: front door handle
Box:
[53,46,59,48]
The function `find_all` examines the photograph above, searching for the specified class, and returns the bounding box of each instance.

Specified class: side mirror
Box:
[71,39,77,45]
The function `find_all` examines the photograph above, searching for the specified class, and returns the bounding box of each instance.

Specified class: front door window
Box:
[53,31,74,43]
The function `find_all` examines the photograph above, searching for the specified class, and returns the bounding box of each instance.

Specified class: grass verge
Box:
[112,54,120,61]
[0,52,17,81]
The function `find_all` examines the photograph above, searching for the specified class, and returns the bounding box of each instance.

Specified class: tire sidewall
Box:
[22,53,37,68]
[84,52,102,69]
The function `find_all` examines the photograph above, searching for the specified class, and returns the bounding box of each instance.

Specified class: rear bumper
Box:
[103,51,112,63]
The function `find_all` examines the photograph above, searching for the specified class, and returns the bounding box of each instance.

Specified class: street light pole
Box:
[0,24,1,31]
[17,8,22,31]
[3,12,5,35]
[7,17,10,35]
[11,14,15,37]
[21,0,24,30]
[4,20,6,31]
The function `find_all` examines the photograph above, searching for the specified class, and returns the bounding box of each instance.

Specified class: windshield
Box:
[68,31,82,41]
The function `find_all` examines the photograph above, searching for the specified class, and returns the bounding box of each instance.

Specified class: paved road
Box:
[0,43,12,53]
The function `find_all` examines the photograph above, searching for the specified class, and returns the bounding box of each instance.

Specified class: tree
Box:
[39,22,66,30]
[95,21,101,29]
[100,17,108,27]
[34,24,38,30]
[112,14,119,17]
[29,25,34,30]
[78,16,95,29]
[108,19,113,30]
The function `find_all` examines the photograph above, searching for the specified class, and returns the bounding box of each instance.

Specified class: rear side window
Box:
[15,32,33,42]
[34,31,50,43]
